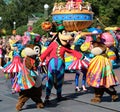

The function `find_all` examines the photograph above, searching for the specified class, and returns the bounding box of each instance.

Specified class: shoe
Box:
[44,99,50,105]
[12,89,16,94]
[36,103,44,108]
[16,109,21,112]
[91,97,101,103]
[82,85,87,91]
[16,105,22,112]
[111,95,119,102]
[75,87,81,92]
[91,94,101,103]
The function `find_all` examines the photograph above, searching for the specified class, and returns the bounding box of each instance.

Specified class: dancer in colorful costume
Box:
[39,21,84,104]
[4,35,25,93]
[4,34,44,110]
[86,37,119,103]
[14,44,44,111]
[73,36,94,92]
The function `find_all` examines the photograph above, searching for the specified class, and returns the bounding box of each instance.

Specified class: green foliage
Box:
[0,0,120,36]
[16,25,27,35]
[117,16,120,26]
[86,0,120,27]
[33,17,46,35]
[33,16,53,35]
[0,0,53,35]
[55,0,66,2]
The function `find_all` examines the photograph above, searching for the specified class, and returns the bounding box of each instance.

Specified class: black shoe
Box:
[44,99,50,105]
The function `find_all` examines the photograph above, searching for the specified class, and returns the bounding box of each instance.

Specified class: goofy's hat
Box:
[56,20,65,32]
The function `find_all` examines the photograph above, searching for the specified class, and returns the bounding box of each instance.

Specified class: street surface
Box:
[0,67,120,112]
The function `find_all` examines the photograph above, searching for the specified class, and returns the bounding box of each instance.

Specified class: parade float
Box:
[51,0,94,71]
[51,0,93,31]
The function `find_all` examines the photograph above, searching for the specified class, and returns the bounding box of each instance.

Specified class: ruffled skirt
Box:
[4,56,23,73]
[86,55,119,88]
[68,57,89,70]
[4,57,36,93]
[12,69,36,92]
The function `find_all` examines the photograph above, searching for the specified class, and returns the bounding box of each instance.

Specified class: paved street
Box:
[0,67,120,112]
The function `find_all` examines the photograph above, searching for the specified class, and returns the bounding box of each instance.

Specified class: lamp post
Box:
[13,21,16,35]
[44,4,49,38]
[44,4,49,19]
[0,17,2,22]
[13,21,16,29]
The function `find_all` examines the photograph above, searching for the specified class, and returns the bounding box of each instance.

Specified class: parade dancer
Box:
[86,38,119,103]
[39,21,84,104]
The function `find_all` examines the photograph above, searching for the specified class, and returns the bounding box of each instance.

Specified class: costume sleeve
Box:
[65,47,84,60]
[40,42,54,62]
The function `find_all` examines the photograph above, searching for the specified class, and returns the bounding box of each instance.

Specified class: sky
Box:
[3,0,12,4]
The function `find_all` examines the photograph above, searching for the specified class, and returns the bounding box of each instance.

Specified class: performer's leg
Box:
[30,86,44,108]
[44,59,57,103]
[104,86,119,101]
[75,70,80,92]
[91,87,104,103]
[55,59,66,101]
[44,70,54,102]
[81,69,87,91]
[16,91,29,111]
[56,71,64,98]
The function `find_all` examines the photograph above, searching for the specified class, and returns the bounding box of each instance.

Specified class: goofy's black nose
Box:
[71,33,75,38]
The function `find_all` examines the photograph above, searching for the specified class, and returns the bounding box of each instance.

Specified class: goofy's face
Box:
[58,30,75,46]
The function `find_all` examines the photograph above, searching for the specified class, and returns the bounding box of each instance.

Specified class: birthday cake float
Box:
[51,0,94,31]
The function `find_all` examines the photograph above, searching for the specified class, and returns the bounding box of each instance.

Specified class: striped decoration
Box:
[4,56,23,73]
[68,58,89,70]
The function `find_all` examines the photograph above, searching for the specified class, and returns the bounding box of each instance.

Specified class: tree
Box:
[0,0,53,35]
[86,0,120,27]
[16,25,27,35]
[0,0,120,36]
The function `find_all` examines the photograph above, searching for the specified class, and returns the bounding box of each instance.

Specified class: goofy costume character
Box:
[39,21,84,104]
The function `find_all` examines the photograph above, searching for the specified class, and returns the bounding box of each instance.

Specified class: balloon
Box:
[101,32,114,47]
